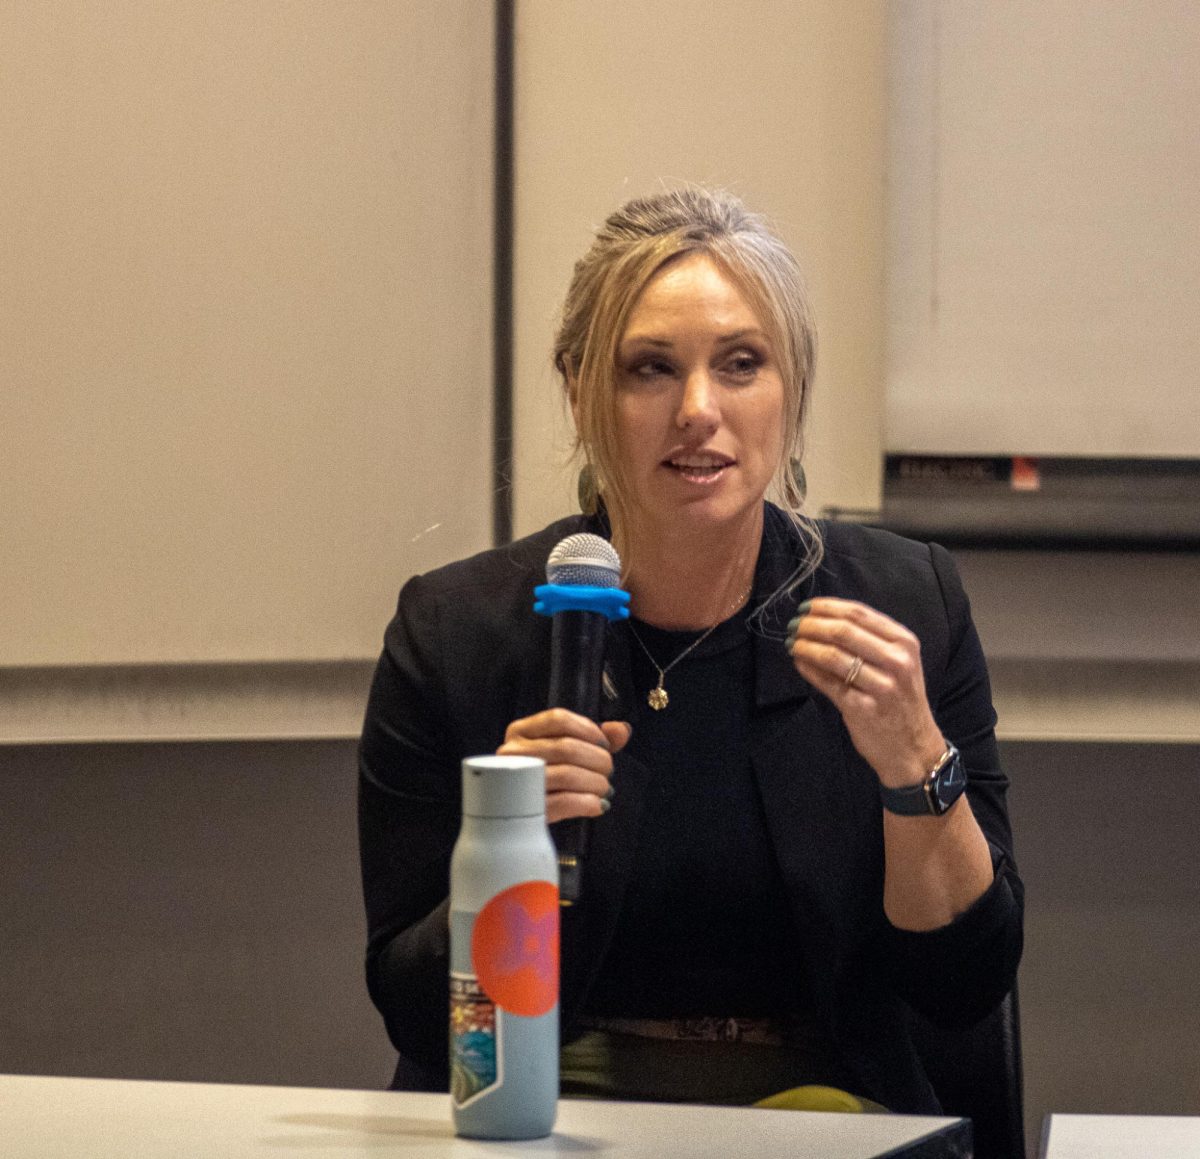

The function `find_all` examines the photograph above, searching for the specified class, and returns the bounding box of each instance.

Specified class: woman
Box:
[358,187,1022,1113]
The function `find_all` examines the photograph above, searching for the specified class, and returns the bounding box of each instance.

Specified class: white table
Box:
[1041,1114,1200,1158]
[0,1074,969,1158]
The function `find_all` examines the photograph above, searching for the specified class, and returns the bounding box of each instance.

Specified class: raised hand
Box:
[786,598,947,789]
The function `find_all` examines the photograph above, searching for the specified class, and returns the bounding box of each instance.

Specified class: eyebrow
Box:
[620,328,766,348]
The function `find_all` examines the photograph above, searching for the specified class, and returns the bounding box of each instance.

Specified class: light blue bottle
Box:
[450,755,559,1139]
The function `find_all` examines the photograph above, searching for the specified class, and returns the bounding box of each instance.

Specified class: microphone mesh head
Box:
[546,533,622,588]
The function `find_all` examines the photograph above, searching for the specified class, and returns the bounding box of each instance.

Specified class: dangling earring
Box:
[788,456,807,503]
[577,463,599,515]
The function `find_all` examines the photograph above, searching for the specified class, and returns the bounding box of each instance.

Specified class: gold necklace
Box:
[627,586,752,710]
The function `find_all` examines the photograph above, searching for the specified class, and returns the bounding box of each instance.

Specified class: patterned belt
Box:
[577,1015,787,1047]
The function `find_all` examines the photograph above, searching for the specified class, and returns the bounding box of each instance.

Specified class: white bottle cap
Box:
[461,755,547,819]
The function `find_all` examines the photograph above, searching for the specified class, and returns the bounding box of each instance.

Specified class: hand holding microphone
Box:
[498,711,630,823]
[496,533,631,902]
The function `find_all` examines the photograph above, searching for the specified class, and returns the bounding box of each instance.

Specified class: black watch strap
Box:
[879,744,965,816]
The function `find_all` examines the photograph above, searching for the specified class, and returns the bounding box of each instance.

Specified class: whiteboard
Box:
[887,1,1200,456]
[0,3,494,667]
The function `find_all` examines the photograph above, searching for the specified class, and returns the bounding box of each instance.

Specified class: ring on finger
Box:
[843,654,865,688]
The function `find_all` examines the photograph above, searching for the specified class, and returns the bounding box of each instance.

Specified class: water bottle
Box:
[449,754,559,1139]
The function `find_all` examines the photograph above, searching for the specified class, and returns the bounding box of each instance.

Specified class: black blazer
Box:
[358,504,1023,1112]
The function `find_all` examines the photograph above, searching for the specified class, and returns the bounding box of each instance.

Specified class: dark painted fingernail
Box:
[604,783,616,802]
[795,600,813,618]
[599,798,612,814]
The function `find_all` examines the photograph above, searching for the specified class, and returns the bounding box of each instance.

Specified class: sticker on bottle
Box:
[450,972,499,1106]
[471,880,559,1017]
[449,881,558,1109]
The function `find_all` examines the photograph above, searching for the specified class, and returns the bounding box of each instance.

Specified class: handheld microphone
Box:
[533,534,629,904]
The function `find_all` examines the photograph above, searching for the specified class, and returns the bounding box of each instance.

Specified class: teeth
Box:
[670,459,728,469]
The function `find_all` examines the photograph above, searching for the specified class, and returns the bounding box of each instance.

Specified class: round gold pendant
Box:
[648,686,669,710]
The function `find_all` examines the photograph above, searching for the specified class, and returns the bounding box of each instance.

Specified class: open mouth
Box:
[664,455,734,482]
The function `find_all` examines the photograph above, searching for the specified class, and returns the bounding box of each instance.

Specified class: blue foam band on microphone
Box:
[533,584,631,621]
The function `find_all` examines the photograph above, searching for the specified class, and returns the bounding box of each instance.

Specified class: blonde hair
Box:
[553,186,823,589]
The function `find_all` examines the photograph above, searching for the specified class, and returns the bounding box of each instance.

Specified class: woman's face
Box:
[605,252,785,544]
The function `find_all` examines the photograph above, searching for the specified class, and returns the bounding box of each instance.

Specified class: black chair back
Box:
[910,987,1025,1159]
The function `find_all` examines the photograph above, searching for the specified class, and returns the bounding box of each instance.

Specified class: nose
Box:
[676,369,720,432]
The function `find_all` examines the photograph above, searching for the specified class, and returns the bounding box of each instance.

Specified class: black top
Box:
[586,609,802,1019]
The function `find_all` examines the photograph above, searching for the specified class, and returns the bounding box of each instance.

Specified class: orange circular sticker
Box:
[471,881,559,1017]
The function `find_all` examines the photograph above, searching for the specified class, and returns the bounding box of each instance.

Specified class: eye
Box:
[626,357,673,380]
[722,349,764,381]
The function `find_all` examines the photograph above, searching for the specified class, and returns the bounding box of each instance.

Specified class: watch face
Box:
[934,753,967,810]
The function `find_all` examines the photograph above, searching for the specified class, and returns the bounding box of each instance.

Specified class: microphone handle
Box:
[547,609,607,904]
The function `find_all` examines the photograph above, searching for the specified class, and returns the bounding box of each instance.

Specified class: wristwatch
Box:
[879,743,966,816]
